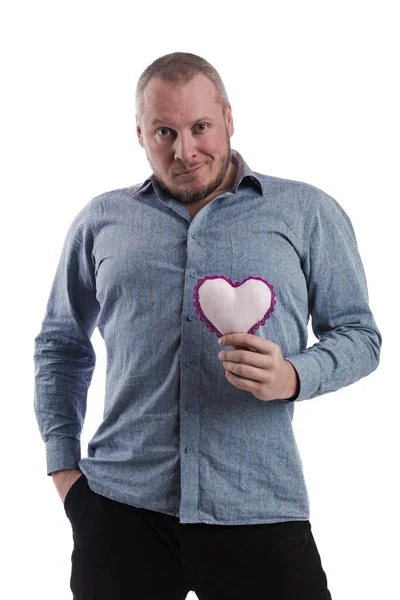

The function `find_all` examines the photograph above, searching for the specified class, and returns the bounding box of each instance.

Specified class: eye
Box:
[156,123,209,138]
[157,128,172,137]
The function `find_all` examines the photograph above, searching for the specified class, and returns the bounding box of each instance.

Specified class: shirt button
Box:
[191,232,197,239]
[190,270,197,278]
[186,404,192,411]
[188,314,195,321]
[186,360,193,367]
[185,446,192,453]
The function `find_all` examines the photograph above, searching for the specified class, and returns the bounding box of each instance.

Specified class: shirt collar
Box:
[133,149,263,197]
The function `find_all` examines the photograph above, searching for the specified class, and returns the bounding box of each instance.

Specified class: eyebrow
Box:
[151,116,213,127]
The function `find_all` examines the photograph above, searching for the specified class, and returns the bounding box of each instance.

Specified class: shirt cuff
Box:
[282,353,322,402]
[46,437,81,476]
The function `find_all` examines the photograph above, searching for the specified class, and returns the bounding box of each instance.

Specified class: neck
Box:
[185,162,238,218]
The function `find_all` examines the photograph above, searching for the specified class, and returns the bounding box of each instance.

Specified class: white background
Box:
[1,1,398,598]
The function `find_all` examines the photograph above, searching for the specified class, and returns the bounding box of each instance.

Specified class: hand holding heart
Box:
[194,275,299,401]
[218,332,299,402]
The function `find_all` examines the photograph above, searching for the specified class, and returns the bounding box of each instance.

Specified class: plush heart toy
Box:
[193,276,276,338]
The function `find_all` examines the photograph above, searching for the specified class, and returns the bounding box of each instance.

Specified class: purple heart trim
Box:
[193,275,276,338]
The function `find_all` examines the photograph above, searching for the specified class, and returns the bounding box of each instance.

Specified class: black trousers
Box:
[64,473,332,600]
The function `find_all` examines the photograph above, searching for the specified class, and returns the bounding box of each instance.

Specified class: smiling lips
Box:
[176,163,204,176]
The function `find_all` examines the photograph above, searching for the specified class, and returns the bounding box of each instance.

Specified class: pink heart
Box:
[193,276,276,338]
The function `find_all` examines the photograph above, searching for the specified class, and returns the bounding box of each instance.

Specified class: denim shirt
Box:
[33,149,382,524]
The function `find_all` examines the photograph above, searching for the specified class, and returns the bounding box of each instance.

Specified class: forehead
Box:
[142,73,222,124]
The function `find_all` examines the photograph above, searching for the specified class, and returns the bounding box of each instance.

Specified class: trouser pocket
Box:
[63,474,86,517]
[64,474,112,545]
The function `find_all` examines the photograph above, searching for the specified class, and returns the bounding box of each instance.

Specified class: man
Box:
[34,52,382,599]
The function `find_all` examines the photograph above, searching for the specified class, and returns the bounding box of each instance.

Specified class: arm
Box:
[33,199,100,474]
[284,189,382,402]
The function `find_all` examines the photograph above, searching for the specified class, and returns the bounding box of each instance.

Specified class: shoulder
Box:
[254,171,331,204]
[89,183,145,211]
[257,172,349,218]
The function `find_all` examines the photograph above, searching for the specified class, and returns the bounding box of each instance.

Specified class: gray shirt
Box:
[34,148,382,524]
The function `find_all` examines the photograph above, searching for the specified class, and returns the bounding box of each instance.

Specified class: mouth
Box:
[175,163,205,177]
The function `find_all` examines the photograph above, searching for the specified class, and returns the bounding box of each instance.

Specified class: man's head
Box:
[136,52,235,204]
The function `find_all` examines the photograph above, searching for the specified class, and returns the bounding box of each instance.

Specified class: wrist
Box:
[52,469,81,479]
[282,360,299,400]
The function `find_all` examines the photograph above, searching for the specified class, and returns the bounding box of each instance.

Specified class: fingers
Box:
[223,361,266,383]
[219,348,269,369]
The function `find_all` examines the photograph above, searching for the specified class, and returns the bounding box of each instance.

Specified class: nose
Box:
[173,131,198,163]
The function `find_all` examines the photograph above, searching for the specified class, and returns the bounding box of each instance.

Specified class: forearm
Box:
[285,323,381,402]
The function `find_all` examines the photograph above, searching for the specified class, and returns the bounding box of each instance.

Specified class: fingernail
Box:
[218,337,224,345]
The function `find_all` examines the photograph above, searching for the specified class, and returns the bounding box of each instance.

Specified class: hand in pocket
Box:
[52,470,84,503]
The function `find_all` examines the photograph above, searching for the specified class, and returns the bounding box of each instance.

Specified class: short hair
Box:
[135,52,230,123]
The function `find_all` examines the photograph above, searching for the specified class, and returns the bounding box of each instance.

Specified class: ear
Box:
[136,118,144,148]
[226,104,234,137]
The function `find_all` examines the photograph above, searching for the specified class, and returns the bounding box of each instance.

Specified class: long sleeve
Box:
[284,189,382,402]
[33,200,100,474]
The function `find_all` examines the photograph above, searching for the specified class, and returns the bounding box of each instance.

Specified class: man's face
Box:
[136,73,234,203]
